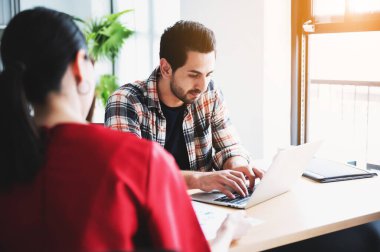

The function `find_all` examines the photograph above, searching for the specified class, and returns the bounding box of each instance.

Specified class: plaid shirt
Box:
[105,68,251,171]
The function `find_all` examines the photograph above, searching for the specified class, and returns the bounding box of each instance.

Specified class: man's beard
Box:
[170,79,202,104]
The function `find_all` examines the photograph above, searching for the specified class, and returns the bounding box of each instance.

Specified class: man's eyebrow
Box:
[188,70,214,75]
[188,70,202,74]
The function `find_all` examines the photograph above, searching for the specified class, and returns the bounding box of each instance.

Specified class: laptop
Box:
[191,141,322,209]
[303,158,377,183]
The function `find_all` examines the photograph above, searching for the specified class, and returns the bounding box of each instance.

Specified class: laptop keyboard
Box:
[214,188,254,205]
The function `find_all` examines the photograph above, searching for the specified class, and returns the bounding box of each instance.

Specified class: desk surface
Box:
[190,176,380,252]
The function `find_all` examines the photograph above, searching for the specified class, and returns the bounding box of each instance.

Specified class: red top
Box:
[0,123,210,252]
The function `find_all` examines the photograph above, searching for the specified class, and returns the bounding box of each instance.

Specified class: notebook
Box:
[303,158,377,183]
[191,141,322,209]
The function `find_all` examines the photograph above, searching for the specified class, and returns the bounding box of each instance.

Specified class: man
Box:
[105,20,262,198]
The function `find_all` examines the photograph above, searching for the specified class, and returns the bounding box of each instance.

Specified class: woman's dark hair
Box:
[0,7,87,191]
[159,20,216,72]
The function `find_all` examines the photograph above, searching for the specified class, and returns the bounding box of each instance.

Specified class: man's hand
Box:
[230,165,264,189]
[223,157,264,189]
[198,170,249,198]
[183,170,248,199]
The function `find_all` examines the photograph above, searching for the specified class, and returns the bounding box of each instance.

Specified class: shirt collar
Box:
[146,66,161,109]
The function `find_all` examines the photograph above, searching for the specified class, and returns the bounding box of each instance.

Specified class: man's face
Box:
[170,50,215,104]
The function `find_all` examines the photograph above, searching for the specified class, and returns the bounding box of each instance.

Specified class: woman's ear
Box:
[159,58,172,79]
[71,49,88,84]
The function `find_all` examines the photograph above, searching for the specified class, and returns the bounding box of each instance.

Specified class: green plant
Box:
[96,74,119,107]
[75,10,134,106]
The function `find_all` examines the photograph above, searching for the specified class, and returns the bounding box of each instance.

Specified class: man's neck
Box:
[157,77,184,108]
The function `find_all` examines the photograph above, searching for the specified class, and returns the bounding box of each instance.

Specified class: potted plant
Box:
[75,10,134,121]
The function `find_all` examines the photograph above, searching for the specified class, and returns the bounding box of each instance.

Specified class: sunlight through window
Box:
[313,0,345,17]
[313,0,380,18]
[349,0,380,14]
[308,32,380,169]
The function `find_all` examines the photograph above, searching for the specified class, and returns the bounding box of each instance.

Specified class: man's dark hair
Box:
[159,20,216,72]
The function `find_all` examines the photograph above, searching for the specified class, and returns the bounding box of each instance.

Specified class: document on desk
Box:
[192,201,263,240]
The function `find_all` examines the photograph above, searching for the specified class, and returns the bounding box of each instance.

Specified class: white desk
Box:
[191,176,380,251]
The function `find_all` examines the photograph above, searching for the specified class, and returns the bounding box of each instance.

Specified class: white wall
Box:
[262,0,292,157]
[180,0,291,159]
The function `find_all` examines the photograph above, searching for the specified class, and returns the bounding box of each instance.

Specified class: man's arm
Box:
[104,88,142,137]
[210,86,251,169]
[210,85,264,188]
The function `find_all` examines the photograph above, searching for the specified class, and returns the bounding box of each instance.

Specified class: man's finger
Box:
[241,167,255,189]
[252,167,264,179]
[223,178,246,197]
[227,173,248,196]
[216,185,235,199]
[230,170,247,182]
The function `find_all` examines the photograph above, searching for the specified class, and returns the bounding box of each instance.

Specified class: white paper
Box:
[191,201,263,240]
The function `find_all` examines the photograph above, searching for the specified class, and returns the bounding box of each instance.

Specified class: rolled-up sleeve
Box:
[211,88,251,169]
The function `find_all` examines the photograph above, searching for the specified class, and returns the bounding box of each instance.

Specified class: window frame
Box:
[291,0,380,145]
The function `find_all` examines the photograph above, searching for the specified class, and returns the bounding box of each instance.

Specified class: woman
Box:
[0,7,252,252]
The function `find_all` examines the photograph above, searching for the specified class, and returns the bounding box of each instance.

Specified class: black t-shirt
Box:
[160,102,190,170]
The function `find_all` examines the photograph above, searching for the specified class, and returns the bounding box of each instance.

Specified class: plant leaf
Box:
[99,22,134,60]
[96,74,119,107]
[75,10,134,105]
[78,9,134,62]
[106,9,133,23]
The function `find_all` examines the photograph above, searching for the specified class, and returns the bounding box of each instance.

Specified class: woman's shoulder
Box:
[85,123,154,150]
[50,123,153,155]
[54,123,161,178]
[87,123,143,140]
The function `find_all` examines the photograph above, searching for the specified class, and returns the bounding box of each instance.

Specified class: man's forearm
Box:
[223,156,249,170]
[181,170,202,189]
[181,157,249,190]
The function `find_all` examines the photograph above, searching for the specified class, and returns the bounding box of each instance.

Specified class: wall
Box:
[180,0,291,159]
[262,0,292,157]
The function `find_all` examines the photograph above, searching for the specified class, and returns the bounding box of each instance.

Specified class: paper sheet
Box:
[191,201,263,240]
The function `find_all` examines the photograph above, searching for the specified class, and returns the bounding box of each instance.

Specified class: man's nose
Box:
[197,76,208,92]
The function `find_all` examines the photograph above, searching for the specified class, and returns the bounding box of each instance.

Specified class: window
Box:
[113,0,180,84]
[308,32,380,168]
[292,0,380,170]
[0,0,20,70]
